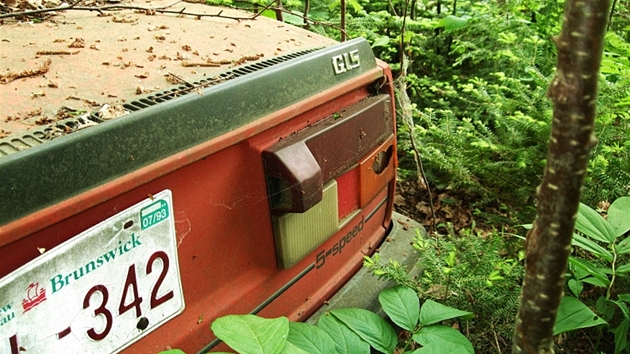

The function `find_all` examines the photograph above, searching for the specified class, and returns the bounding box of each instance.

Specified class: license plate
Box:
[0,190,184,354]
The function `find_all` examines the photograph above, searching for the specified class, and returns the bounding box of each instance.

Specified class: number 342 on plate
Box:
[0,190,185,354]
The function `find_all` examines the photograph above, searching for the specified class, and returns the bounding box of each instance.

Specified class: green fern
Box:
[364,227,524,352]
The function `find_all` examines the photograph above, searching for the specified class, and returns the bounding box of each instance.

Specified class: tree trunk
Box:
[274,0,284,22]
[340,0,346,41]
[512,0,610,353]
[303,0,310,26]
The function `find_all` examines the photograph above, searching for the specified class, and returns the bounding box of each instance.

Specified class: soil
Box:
[395,179,470,232]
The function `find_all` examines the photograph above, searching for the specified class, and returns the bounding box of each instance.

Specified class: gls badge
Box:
[332,49,360,75]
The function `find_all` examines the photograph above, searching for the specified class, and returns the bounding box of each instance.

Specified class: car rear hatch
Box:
[0,4,397,352]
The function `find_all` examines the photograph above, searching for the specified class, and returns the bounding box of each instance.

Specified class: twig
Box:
[396,0,436,233]
[492,324,502,354]
[0,58,51,84]
[0,0,251,20]
[234,0,346,36]
[157,73,233,99]
[397,55,436,233]
[265,7,348,37]
[251,0,277,20]
[166,72,193,86]
[149,7,251,20]
[0,0,178,18]
[0,0,84,18]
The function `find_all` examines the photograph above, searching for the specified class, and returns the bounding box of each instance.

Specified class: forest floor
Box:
[393,178,505,235]
[393,178,615,353]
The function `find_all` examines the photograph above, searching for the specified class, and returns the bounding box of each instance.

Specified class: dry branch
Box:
[0,0,253,20]
[0,58,51,84]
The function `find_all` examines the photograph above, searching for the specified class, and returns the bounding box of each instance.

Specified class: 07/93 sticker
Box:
[0,190,184,354]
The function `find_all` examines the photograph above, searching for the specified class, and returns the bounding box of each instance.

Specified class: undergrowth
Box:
[364,225,524,353]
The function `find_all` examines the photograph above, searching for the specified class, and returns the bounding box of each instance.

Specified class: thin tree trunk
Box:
[608,0,617,29]
[303,0,310,26]
[410,0,416,19]
[512,0,610,353]
[274,0,283,22]
[340,0,346,41]
[434,0,442,54]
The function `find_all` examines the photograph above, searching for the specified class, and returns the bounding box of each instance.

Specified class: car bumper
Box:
[307,211,426,323]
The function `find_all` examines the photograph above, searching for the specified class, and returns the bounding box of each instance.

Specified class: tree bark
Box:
[303,0,310,26]
[512,0,610,353]
[340,0,346,41]
[274,0,284,22]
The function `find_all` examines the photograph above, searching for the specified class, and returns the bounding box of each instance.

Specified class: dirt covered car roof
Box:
[0,0,335,140]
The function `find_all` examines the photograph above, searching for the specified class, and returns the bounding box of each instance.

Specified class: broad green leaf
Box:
[616,236,630,254]
[159,350,186,354]
[554,296,608,335]
[211,315,289,354]
[438,15,471,31]
[597,296,616,319]
[308,9,329,21]
[612,300,630,321]
[614,319,629,354]
[283,12,304,25]
[618,294,630,303]
[287,322,336,354]
[372,37,390,48]
[412,325,474,354]
[575,203,616,243]
[569,261,591,279]
[348,0,363,12]
[409,341,468,353]
[608,196,630,237]
[572,233,613,261]
[419,299,473,326]
[317,313,370,354]
[279,341,309,354]
[581,276,609,287]
[568,257,610,286]
[568,279,583,297]
[260,9,277,20]
[616,263,630,273]
[378,285,419,331]
[330,308,397,354]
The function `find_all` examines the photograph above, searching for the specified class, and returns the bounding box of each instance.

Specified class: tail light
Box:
[264,95,394,268]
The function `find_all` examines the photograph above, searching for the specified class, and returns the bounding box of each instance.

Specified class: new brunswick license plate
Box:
[0,190,184,354]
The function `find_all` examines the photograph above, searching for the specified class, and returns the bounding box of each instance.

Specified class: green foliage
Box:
[205,0,630,218]
[554,296,607,335]
[324,0,629,219]
[559,196,630,353]
[364,227,523,352]
[329,308,398,353]
[317,310,369,353]
[211,315,290,354]
[583,32,630,205]
[175,286,475,354]
[395,9,560,218]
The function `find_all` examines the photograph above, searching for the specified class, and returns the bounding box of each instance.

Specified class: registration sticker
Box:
[0,190,184,354]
